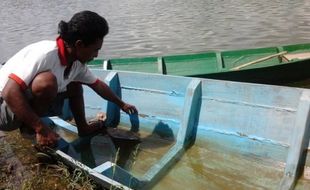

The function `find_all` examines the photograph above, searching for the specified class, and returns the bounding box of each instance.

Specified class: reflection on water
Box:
[1,0,310,63]
[68,135,114,168]
[68,131,141,170]
[55,123,176,177]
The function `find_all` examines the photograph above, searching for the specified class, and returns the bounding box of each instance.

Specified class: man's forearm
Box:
[92,80,125,108]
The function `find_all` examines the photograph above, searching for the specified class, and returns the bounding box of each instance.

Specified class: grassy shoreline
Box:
[0,130,100,190]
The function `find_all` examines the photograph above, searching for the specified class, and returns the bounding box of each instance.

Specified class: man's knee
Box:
[30,72,57,100]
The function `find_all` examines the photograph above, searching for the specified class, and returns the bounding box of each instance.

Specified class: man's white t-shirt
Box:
[0,40,97,95]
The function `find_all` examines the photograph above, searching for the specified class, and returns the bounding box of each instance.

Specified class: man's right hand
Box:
[35,125,59,147]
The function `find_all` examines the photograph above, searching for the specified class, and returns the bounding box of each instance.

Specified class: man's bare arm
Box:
[2,79,59,146]
[2,79,43,131]
[90,80,137,114]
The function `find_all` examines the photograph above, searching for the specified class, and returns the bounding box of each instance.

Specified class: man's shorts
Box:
[0,97,22,131]
[0,64,20,131]
[0,93,66,131]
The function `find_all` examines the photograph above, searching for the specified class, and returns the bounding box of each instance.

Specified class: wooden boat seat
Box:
[282,52,310,62]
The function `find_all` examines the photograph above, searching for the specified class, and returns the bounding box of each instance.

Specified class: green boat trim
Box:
[88,43,310,85]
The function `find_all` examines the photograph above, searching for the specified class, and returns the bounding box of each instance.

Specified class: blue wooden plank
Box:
[100,161,141,189]
[199,79,301,144]
[55,151,133,190]
[142,144,184,188]
[141,79,202,189]
[177,79,202,147]
[49,116,78,133]
[104,72,121,127]
[279,91,310,190]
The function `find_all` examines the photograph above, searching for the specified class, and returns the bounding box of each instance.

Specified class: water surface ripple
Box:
[0,0,310,62]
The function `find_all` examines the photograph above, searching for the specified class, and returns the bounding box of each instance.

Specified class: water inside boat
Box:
[54,122,310,190]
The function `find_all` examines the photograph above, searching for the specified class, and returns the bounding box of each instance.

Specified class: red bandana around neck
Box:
[56,36,68,66]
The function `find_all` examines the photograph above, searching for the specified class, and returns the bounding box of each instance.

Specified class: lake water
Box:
[1,0,310,62]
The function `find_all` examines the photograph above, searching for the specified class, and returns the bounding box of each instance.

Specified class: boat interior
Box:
[45,70,310,190]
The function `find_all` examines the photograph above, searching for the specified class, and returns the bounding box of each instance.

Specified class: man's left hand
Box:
[121,103,138,114]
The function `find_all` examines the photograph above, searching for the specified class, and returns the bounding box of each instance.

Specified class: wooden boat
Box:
[88,43,310,86]
[44,70,310,190]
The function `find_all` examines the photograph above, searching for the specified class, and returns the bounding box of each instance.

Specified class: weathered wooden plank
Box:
[283,53,310,61]
[105,72,121,127]
[56,151,133,190]
[279,91,310,190]
[141,79,202,189]
[157,57,166,74]
[177,79,202,147]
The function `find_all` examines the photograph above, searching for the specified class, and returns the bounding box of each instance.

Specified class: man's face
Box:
[75,38,103,63]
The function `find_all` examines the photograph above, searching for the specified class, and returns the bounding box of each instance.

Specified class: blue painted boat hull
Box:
[48,69,310,190]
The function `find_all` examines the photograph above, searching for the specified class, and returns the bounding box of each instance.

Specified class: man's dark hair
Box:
[58,10,109,46]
